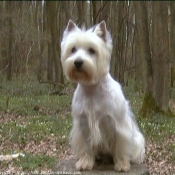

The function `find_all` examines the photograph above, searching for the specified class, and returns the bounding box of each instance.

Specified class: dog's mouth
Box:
[73,69,90,78]
[75,68,83,72]
[68,68,93,84]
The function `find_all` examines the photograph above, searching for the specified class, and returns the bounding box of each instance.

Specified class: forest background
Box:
[0,1,174,175]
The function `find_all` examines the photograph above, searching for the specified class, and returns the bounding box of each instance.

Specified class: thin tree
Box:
[170,2,175,87]
[7,1,13,81]
[76,1,86,26]
[46,2,62,85]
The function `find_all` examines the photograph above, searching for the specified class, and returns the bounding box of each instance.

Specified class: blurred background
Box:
[0,1,175,115]
[0,2,175,174]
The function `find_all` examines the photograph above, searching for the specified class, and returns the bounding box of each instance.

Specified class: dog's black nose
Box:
[74,59,83,69]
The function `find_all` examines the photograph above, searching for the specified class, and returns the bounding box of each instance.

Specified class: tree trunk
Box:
[92,1,101,24]
[134,24,142,91]
[76,1,86,26]
[170,2,175,87]
[134,2,155,116]
[114,2,126,84]
[47,43,54,81]
[100,1,111,27]
[36,1,44,82]
[60,1,71,23]
[7,1,13,81]
[46,2,62,84]
[152,2,172,115]
[110,2,118,78]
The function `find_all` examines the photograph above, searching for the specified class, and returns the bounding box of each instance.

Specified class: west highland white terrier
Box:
[60,20,145,172]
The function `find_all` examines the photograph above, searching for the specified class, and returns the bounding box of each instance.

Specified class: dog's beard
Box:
[64,59,97,85]
[70,69,92,83]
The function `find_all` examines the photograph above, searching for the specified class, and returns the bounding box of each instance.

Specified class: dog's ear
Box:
[94,21,108,42]
[62,20,79,39]
[66,20,78,32]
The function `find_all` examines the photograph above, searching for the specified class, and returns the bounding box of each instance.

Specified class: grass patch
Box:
[0,94,71,116]
[14,153,57,171]
[0,77,73,171]
[137,114,175,142]
[123,84,175,142]
[0,153,57,171]
[1,115,72,146]
[0,76,175,173]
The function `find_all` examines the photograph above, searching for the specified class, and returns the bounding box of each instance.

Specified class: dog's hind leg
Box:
[113,126,132,172]
[112,116,133,172]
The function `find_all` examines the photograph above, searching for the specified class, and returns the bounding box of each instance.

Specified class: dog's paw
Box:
[76,156,94,171]
[114,159,130,172]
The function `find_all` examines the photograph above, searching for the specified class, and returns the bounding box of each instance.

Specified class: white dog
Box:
[61,20,145,172]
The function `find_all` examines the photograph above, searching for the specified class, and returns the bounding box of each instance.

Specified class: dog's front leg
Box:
[70,118,95,171]
[76,153,94,171]
[114,156,130,172]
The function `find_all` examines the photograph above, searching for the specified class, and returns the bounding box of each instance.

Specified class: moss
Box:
[139,92,175,118]
[139,92,157,117]
[162,107,175,118]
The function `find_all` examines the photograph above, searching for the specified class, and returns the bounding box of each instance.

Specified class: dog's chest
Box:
[72,83,118,147]
[72,83,116,117]
[78,93,107,147]
[77,91,116,148]
[80,89,107,115]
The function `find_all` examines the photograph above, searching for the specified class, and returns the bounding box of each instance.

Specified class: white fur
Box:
[61,20,145,172]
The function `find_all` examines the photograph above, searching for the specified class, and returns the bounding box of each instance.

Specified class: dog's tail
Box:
[131,128,145,164]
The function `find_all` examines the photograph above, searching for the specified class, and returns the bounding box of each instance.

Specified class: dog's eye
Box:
[88,48,95,54]
[71,47,77,53]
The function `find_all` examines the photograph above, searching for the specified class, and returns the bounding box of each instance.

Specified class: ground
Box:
[0,78,174,174]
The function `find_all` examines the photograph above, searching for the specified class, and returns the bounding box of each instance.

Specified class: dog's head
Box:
[61,20,113,85]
